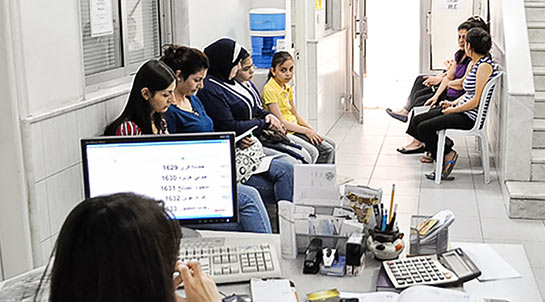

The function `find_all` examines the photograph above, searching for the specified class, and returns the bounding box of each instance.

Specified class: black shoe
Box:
[386,108,408,123]
[396,145,425,154]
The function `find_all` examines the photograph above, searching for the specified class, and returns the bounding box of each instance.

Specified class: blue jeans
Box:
[244,157,294,205]
[187,184,272,233]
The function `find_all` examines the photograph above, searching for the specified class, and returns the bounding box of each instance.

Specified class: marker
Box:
[387,204,398,232]
[379,203,384,229]
[373,204,381,227]
[381,210,387,231]
[389,184,395,223]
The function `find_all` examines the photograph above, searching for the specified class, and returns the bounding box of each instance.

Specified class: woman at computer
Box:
[38,193,222,302]
[104,59,272,233]
[160,44,294,213]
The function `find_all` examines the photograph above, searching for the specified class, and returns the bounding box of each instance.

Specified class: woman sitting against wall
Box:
[407,27,498,180]
[160,44,293,217]
[103,59,272,233]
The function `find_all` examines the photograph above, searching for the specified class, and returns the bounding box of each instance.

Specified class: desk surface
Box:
[200,231,542,302]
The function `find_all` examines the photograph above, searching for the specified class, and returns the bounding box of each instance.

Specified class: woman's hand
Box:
[237,137,254,149]
[442,107,457,115]
[423,75,442,87]
[424,96,438,106]
[265,114,285,134]
[439,100,455,109]
[304,128,323,145]
[176,261,222,302]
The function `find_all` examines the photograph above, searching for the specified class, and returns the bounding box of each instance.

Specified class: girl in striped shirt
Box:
[406,27,498,180]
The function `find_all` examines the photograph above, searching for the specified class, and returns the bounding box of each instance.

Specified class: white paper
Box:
[254,155,279,174]
[235,125,258,143]
[251,278,296,302]
[399,286,483,302]
[293,164,341,206]
[461,244,522,281]
[340,291,399,302]
[90,0,114,37]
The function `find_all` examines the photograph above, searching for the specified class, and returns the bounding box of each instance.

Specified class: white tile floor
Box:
[329,109,545,300]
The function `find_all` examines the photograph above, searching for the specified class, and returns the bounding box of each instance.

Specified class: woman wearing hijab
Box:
[196,38,311,164]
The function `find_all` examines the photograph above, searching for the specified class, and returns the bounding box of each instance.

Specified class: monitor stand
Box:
[181,226,201,238]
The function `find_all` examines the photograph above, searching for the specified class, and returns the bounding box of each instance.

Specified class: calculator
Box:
[383,247,481,289]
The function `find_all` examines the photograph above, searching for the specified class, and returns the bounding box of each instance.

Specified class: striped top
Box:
[115,118,168,136]
[458,56,498,121]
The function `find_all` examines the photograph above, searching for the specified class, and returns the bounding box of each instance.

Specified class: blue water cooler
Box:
[249,8,286,68]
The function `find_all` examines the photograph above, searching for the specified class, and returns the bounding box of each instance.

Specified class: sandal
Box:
[396,145,425,154]
[420,153,433,163]
[425,171,455,181]
[442,151,459,178]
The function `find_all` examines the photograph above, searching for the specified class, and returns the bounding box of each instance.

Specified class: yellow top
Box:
[262,78,298,124]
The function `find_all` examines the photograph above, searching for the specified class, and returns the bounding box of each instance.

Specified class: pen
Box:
[389,184,395,223]
[387,204,398,232]
[373,204,380,227]
[381,210,387,231]
[379,203,384,229]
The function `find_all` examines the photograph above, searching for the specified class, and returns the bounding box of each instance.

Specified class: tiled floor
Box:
[328,109,545,300]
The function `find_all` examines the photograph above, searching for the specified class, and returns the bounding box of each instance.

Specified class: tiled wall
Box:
[27,95,127,266]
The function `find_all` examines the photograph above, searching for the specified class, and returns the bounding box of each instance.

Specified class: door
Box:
[350,0,366,123]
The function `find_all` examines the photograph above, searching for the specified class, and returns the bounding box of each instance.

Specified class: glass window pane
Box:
[80,0,123,76]
[126,0,161,64]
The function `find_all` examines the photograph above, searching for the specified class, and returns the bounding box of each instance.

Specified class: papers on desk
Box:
[250,278,297,302]
[341,285,498,302]
[462,244,522,282]
[294,164,341,206]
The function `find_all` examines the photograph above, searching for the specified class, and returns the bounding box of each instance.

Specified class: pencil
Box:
[389,184,395,223]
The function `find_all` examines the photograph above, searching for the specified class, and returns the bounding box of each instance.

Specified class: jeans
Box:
[245,157,294,205]
[187,184,272,233]
[403,75,437,111]
[290,133,336,164]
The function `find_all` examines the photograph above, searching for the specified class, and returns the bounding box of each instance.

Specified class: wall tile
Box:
[41,112,79,176]
[76,103,107,141]
[105,95,128,124]
[35,180,51,242]
[30,123,46,181]
[38,238,52,267]
[46,164,84,236]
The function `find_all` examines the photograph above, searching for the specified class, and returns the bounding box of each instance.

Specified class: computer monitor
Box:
[80,132,238,225]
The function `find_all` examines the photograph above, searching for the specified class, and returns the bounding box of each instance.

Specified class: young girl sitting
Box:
[261,51,336,164]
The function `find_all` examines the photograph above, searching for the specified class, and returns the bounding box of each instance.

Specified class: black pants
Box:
[403,75,438,111]
[406,107,474,160]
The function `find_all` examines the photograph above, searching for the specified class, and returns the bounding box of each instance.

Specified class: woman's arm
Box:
[267,102,309,134]
[424,60,458,106]
[443,63,493,114]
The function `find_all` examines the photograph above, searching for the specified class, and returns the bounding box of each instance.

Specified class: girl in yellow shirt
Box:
[262,51,335,164]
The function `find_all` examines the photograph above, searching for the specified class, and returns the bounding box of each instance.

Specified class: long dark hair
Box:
[161,44,209,80]
[104,60,175,135]
[267,51,293,79]
[40,193,181,302]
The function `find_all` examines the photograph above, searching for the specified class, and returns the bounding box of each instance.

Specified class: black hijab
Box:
[204,38,245,84]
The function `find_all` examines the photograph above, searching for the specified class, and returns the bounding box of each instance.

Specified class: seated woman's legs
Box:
[244,157,294,203]
[188,184,272,233]
[387,75,434,117]
[293,133,336,164]
[288,133,319,164]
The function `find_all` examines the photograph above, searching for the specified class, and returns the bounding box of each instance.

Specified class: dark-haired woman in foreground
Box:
[40,193,221,302]
[408,27,498,180]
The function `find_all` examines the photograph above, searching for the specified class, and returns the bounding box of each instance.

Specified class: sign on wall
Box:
[441,0,464,11]
[90,0,114,37]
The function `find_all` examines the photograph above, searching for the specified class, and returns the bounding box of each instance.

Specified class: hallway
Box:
[330,109,545,299]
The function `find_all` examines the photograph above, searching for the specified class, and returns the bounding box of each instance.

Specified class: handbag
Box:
[235,136,265,183]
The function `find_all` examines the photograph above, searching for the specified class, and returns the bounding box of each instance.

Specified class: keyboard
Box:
[179,236,282,284]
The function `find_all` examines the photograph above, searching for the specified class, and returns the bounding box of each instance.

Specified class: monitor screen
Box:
[80,133,237,224]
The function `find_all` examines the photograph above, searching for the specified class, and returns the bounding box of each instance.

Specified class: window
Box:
[80,0,169,85]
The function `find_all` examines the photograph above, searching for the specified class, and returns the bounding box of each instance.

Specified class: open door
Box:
[350,0,366,124]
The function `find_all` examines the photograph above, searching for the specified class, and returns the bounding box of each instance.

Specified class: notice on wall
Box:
[90,0,113,37]
[441,0,463,11]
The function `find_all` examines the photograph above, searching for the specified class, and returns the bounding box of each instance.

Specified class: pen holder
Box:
[409,215,448,256]
[366,226,405,261]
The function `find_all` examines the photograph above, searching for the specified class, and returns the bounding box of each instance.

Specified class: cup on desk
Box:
[366,226,405,261]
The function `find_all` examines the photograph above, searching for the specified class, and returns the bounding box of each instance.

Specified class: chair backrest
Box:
[475,69,503,131]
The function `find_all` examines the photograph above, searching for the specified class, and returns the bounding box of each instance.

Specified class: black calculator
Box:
[383,248,481,289]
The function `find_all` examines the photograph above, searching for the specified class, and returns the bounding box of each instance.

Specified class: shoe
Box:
[442,151,458,178]
[425,171,455,181]
[386,108,408,123]
[420,153,433,163]
[396,145,425,154]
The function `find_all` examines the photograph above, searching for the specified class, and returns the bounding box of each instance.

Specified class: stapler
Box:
[303,238,322,274]
[322,247,338,267]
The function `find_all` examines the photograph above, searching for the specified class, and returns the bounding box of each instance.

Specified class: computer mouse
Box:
[222,294,252,302]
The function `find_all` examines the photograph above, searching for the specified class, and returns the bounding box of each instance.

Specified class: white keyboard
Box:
[179,237,282,284]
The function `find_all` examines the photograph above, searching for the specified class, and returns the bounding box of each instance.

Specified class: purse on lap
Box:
[235,136,265,183]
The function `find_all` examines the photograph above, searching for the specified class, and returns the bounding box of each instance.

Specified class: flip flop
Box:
[386,108,408,123]
[420,153,433,163]
[442,151,459,178]
[425,171,455,181]
[396,145,425,154]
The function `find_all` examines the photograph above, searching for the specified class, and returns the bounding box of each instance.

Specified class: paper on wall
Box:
[293,164,341,206]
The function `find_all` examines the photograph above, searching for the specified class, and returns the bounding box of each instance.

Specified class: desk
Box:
[200,231,542,302]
